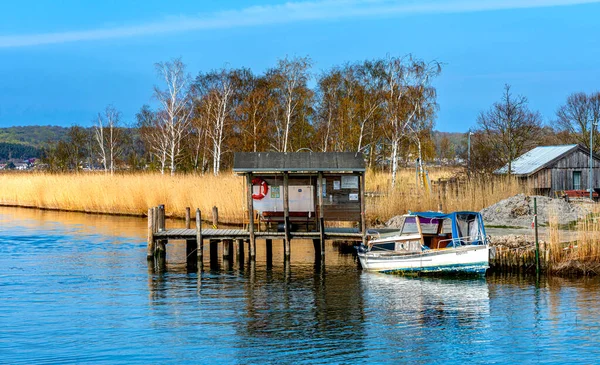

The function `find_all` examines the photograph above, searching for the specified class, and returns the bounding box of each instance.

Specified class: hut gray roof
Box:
[495,144,580,176]
[233,152,366,173]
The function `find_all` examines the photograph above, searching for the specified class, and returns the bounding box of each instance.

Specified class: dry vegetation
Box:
[0,168,528,225]
[547,205,600,275]
[0,172,245,223]
[366,168,528,224]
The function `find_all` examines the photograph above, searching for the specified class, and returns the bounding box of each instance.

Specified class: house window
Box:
[573,171,582,190]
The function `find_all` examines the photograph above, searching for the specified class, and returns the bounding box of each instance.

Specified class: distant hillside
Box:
[0,142,41,160]
[0,126,68,149]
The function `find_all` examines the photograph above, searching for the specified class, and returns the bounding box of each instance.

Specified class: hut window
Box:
[573,171,582,190]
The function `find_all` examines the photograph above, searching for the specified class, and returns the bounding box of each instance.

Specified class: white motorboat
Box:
[357,211,490,275]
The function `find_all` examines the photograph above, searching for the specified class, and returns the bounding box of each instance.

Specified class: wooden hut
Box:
[495,144,600,197]
[233,152,367,256]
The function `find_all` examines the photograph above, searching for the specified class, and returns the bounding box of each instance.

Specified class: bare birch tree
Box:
[270,56,312,152]
[137,105,169,173]
[194,68,234,176]
[94,105,124,175]
[383,55,441,187]
[154,58,193,176]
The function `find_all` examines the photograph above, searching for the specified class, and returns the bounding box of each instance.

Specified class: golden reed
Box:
[0,168,526,224]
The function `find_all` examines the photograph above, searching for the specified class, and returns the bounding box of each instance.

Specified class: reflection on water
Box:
[2,207,600,364]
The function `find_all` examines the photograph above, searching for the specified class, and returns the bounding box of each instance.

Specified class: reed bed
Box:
[0,172,245,223]
[366,169,528,224]
[0,169,530,224]
[547,204,600,275]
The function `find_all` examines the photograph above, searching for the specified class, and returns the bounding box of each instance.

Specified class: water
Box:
[2,207,600,364]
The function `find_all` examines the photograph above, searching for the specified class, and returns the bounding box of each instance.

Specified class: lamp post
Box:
[468,132,473,177]
[590,120,598,201]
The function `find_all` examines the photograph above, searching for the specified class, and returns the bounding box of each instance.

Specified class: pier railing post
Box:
[317,172,325,257]
[212,206,219,229]
[155,205,166,260]
[283,171,291,258]
[185,207,197,270]
[147,207,155,260]
[246,173,256,259]
[196,209,203,264]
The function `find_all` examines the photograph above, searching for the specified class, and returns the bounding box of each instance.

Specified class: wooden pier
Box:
[146,204,363,268]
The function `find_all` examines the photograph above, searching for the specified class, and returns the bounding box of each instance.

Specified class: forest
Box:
[2,55,599,178]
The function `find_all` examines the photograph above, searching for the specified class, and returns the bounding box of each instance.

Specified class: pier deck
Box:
[153,228,363,241]
[147,205,365,269]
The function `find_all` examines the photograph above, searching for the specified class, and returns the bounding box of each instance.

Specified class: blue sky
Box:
[0,0,599,132]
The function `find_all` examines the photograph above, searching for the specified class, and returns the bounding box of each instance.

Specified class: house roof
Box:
[495,144,581,175]
[233,152,366,173]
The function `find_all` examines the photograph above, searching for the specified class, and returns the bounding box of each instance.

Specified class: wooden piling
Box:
[210,240,219,266]
[147,207,155,260]
[246,173,256,259]
[266,239,273,267]
[283,172,291,258]
[313,239,322,261]
[236,239,245,264]
[223,239,233,259]
[185,207,196,267]
[359,172,366,247]
[196,209,203,263]
[212,206,219,229]
[317,172,326,256]
[185,207,191,229]
[155,205,166,260]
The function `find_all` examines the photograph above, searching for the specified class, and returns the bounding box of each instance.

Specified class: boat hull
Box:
[358,245,490,275]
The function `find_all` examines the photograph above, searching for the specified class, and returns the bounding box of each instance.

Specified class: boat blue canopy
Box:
[408,211,487,247]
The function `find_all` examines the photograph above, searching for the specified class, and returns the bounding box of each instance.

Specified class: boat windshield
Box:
[401,217,441,235]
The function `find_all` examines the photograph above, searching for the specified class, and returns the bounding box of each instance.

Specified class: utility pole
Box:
[468,132,473,177]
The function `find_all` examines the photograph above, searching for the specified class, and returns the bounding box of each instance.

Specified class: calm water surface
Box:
[1,207,600,364]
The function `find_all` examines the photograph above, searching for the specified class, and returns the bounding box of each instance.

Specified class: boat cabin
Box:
[368,211,487,253]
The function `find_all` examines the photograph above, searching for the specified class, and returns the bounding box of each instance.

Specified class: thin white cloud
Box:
[0,0,598,48]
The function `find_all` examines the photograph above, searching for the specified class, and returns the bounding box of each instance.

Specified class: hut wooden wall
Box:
[321,173,361,221]
[253,173,361,222]
[546,150,600,192]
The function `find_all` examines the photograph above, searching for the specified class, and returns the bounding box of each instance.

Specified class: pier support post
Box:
[236,239,245,265]
[210,240,219,268]
[246,173,256,259]
[223,239,233,259]
[312,239,322,262]
[147,207,155,260]
[212,206,219,229]
[155,205,166,261]
[266,239,273,268]
[196,209,203,265]
[185,207,191,229]
[359,173,367,247]
[283,171,291,258]
[317,172,325,257]
[185,207,197,269]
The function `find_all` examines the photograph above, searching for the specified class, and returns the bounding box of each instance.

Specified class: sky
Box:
[0,0,599,132]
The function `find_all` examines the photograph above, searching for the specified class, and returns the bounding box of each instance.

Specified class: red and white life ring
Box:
[252,178,269,200]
